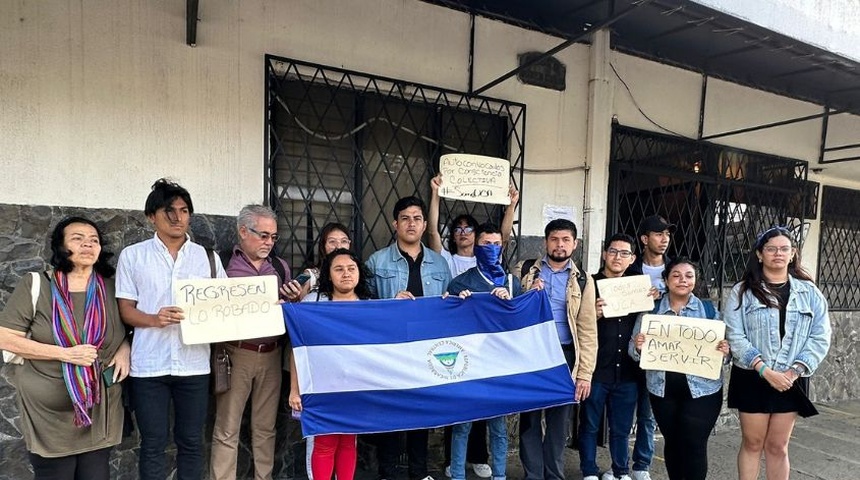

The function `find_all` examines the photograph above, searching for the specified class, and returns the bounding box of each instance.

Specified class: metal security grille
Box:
[818,186,860,310]
[608,126,815,298]
[265,56,525,270]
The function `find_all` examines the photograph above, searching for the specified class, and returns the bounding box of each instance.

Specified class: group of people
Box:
[0,175,831,480]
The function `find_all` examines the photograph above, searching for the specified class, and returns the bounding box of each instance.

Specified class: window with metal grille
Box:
[607,126,817,299]
[265,56,525,270]
[818,186,860,310]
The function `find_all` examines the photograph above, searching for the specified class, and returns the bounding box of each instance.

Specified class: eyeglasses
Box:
[453,226,474,235]
[762,245,793,255]
[606,248,633,258]
[248,227,279,242]
[326,238,352,247]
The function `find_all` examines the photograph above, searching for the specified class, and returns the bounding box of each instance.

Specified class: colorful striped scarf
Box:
[51,271,108,428]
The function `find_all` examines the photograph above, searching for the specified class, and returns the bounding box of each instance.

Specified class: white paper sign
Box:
[542,204,575,226]
[638,314,726,380]
[438,154,510,205]
[597,275,655,317]
[175,275,285,345]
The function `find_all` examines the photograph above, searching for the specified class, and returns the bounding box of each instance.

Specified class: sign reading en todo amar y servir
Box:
[638,314,725,380]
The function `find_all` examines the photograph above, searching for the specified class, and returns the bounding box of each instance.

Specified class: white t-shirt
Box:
[642,263,666,295]
[441,249,477,277]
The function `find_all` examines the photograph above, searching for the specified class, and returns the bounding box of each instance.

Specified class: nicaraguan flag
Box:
[283,289,575,436]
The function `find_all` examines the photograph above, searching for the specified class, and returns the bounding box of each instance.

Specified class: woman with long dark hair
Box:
[630,258,729,480]
[288,248,370,480]
[725,226,831,480]
[0,217,130,480]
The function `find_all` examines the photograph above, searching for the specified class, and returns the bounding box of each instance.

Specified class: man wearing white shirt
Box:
[116,179,227,480]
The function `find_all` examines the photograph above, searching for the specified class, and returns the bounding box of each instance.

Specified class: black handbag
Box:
[211,346,232,395]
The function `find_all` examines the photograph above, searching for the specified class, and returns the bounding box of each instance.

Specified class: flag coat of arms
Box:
[283,290,575,436]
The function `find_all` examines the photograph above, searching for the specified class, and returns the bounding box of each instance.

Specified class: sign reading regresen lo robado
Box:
[175,275,285,345]
[438,153,510,205]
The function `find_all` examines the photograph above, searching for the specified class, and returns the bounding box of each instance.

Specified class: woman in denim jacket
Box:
[724,227,831,480]
[630,258,730,480]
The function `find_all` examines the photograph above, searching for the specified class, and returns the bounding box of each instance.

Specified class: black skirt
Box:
[727,365,818,418]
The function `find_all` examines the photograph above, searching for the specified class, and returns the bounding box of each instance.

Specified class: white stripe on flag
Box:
[293,321,565,395]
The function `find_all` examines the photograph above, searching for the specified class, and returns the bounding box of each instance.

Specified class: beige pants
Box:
[210,343,282,480]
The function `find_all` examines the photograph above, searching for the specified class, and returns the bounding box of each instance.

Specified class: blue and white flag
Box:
[283,290,575,436]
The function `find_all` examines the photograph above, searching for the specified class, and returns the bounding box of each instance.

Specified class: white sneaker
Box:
[583,476,599,480]
[618,476,632,480]
[419,476,435,480]
[471,464,492,478]
[444,466,452,478]
[631,471,652,480]
[601,473,616,480]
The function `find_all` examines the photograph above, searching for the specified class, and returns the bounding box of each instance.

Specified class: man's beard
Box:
[547,251,570,263]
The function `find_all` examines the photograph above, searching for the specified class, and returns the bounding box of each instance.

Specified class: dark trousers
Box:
[29,447,112,480]
[375,429,430,479]
[131,375,210,480]
[443,420,489,465]
[518,348,575,480]
[649,389,722,480]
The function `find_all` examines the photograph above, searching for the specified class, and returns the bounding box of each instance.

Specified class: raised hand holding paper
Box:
[596,275,654,317]
[438,154,510,205]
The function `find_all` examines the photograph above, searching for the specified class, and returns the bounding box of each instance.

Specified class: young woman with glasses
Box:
[724,226,832,480]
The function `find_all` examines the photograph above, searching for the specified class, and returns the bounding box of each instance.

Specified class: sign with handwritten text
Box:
[175,275,285,345]
[439,154,510,205]
[638,314,725,380]
[597,275,654,318]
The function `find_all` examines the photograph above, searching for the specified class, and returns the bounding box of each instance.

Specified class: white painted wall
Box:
[1,0,858,268]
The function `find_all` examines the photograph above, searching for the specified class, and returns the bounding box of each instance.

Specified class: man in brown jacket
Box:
[518,218,598,480]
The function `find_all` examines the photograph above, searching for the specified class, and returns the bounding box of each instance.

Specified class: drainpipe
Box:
[582,29,613,272]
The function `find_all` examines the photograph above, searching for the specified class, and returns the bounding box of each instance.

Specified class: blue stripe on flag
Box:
[283,289,553,347]
[298,364,575,436]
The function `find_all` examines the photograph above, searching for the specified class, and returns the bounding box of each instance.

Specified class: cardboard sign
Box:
[439,154,510,205]
[638,314,725,380]
[596,275,654,317]
[175,275,285,345]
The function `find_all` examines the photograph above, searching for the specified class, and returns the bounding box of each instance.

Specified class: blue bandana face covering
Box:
[474,244,506,287]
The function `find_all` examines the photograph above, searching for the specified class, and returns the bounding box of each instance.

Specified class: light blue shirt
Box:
[629,294,725,398]
[366,243,451,299]
[724,277,831,375]
[539,256,573,345]
[115,234,227,377]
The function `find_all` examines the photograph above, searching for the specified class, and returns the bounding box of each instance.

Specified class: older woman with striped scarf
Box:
[0,216,130,480]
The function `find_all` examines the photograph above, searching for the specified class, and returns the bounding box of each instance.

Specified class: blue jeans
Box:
[131,375,209,480]
[451,417,507,480]
[632,384,655,472]
[578,381,638,477]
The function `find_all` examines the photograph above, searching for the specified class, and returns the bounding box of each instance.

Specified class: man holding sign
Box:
[579,234,648,480]
[629,259,729,480]
[116,179,227,480]
[210,205,291,480]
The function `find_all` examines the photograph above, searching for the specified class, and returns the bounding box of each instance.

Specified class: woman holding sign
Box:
[725,227,831,480]
[289,248,371,480]
[630,258,729,480]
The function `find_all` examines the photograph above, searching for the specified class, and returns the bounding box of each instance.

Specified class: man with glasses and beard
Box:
[519,219,597,480]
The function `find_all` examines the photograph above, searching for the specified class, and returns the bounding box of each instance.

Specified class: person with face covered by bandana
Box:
[445,222,523,480]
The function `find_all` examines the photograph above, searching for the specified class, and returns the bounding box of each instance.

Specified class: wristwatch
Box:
[790,364,806,376]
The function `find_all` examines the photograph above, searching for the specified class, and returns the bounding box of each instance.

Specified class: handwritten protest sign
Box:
[638,314,725,380]
[439,154,510,205]
[596,275,654,317]
[175,275,285,345]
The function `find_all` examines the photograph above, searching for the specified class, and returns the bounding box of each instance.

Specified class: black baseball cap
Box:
[639,215,676,235]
